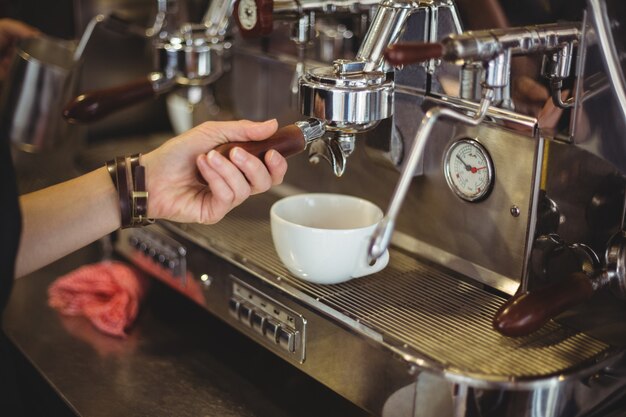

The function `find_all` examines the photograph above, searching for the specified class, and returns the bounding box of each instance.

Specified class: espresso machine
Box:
[111,0,626,415]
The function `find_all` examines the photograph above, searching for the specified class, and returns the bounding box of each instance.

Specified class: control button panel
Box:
[229,279,306,362]
[124,228,187,279]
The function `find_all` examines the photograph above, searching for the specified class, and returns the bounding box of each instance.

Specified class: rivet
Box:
[510,205,520,217]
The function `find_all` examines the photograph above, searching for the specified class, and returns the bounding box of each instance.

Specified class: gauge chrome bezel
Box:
[443,138,495,202]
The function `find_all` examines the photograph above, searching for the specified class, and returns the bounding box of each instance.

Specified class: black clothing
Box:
[1,125,23,415]
[1,133,21,313]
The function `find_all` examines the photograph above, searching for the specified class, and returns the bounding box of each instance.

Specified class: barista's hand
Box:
[142,119,288,224]
[0,18,39,80]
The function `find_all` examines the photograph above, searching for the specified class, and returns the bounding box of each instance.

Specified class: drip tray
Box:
[168,194,613,381]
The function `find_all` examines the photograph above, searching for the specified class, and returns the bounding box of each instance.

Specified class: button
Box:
[239,304,253,326]
[129,236,139,247]
[251,312,266,334]
[264,319,280,342]
[277,328,295,352]
[228,298,240,319]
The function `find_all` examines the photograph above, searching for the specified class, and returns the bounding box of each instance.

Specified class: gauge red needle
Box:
[471,166,486,173]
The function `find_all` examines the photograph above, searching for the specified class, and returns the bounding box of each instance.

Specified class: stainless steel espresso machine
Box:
[108,0,626,415]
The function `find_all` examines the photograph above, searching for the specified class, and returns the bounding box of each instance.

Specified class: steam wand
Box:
[368,88,495,263]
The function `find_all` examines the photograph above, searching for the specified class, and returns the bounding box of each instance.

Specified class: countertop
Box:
[2,242,370,417]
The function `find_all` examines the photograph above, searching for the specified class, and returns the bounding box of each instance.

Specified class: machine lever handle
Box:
[63,76,159,124]
[492,272,595,337]
[384,42,445,66]
[214,124,306,161]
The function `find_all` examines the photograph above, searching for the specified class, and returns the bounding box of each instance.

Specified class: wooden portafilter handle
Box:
[63,76,158,124]
[213,124,307,161]
[384,42,445,67]
[492,272,595,337]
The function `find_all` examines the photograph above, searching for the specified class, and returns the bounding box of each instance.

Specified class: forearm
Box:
[15,167,121,278]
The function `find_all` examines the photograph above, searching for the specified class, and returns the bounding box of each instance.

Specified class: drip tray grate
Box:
[173,195,611,379]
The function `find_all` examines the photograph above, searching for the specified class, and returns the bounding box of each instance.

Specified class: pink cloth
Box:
[48,261,149,338]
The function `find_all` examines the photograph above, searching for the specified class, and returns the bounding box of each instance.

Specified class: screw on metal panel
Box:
[510,205,521,217]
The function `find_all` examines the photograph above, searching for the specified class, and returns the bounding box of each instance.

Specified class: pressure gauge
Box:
[237,0,258,31]
[443,138,494,202]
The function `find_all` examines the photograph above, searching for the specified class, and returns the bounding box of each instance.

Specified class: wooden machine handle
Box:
[492,272,595,337]
[384,42,445,66]
[63,77,157,124]
[233,0,273,38]
[214,124,306,160]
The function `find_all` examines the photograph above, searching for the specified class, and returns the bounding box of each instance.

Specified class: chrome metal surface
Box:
[271,0,380,14]
[572,0,626,175]
[113,203,626,417]
[368,89,494,262]
[148,196,616,383]
[442,23,581,63]
[299,65,393,125]
[354,0,413,72]
[308,134,348,176]
[295,117,327,143]
[158,24,225,86]
[587,0,626,122]
[203,0,236,38]
[3,244,368,417]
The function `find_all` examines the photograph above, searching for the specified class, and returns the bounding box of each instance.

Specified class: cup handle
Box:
[353,249,390,278]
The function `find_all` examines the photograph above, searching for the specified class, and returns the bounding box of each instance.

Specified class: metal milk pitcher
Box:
[0,16,103,152]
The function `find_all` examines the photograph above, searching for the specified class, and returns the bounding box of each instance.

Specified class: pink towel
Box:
[48,261,149,338]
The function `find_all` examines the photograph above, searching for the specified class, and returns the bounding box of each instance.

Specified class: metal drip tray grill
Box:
[171,196,611,380]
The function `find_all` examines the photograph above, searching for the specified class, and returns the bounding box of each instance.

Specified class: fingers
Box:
[195,146,288,223]
[196,154,237,223]
[264,149,288,186]
[196,118,279,145]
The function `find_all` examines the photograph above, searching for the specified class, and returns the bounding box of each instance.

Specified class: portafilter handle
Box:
[63,73,175,124]
[214,118,325,161]
[383,42,445,67]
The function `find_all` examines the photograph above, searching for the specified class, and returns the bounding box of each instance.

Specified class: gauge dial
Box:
[237,0,258,30]
[444,139,494,202]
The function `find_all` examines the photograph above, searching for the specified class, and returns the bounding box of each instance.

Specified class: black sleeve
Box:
[0,136,22,314]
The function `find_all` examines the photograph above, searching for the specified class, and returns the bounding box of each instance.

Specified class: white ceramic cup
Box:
[270,193,390,284]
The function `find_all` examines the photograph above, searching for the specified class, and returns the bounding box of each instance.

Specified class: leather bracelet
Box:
[129,153,140,179]
[107,154,139,184]
[131,163,154,226]
[106,153,154,228]
[106,159,116,184]
[115,156,133,228]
